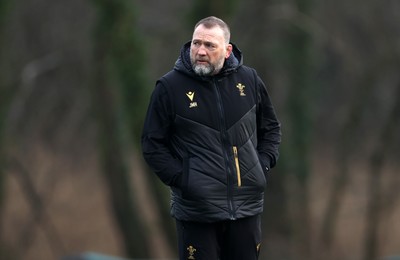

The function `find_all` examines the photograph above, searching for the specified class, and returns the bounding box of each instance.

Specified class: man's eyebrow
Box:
[192,39,216,45]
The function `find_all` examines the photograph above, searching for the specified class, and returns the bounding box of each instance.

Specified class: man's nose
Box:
[197,46,207,55]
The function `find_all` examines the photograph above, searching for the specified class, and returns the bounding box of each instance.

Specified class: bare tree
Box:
[318,2,400,259]
[363,81,400,260]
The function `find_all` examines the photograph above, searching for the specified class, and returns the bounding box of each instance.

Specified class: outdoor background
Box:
[0,0,399,259]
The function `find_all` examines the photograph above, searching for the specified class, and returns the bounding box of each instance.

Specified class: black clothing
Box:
[176,215,262,260]
[141,41,281,222]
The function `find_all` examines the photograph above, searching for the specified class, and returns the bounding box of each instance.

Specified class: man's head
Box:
[190,16,233,76]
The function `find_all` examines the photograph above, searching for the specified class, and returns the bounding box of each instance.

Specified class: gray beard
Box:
[191,57,225,76]
[192,63,214,76]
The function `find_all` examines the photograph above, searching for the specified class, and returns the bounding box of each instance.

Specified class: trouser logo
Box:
[187,245,196,259]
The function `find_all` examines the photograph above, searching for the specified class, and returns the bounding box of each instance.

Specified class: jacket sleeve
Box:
[141,80,182,186]
[256,74,282,171]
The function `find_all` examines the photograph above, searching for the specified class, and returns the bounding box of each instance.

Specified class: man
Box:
[141,16,281,260]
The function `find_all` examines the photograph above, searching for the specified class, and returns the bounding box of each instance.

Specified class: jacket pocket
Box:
[233,146,242,187]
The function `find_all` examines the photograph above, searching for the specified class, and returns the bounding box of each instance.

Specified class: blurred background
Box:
[0,0,399,259]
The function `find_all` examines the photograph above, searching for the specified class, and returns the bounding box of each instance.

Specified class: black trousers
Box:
[175,214,262,260]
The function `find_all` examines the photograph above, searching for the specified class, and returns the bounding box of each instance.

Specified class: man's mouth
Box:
[196,60,209,65]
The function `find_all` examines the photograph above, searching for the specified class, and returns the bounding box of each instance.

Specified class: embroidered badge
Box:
[236,83,246,96]
[186,91,198,108]
[187,245,197,259]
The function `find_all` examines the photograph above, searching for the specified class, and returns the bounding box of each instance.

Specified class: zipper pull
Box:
[233,146,242,187]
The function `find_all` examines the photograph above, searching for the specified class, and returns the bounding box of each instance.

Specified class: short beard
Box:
[192,63,215,76]
[191,57,225,76]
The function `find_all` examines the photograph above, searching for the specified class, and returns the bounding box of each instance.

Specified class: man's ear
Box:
[225,44,233,59]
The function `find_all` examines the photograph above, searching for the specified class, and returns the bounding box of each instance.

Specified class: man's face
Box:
[190,25,232,76]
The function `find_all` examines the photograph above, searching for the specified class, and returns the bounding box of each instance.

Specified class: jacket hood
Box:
[174,41,243,78]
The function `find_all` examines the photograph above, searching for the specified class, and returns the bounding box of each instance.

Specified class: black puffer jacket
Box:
[141,41,281,222]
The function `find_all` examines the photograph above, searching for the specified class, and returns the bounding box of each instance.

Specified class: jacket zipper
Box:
[233,146,242,187]
[213,79,236,220]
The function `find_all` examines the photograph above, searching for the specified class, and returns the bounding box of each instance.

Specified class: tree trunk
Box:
[319,71,375,251]
[0,0,14,256]
[91,0,148,257]
[285,1,314,258]
[363,83,400,260]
